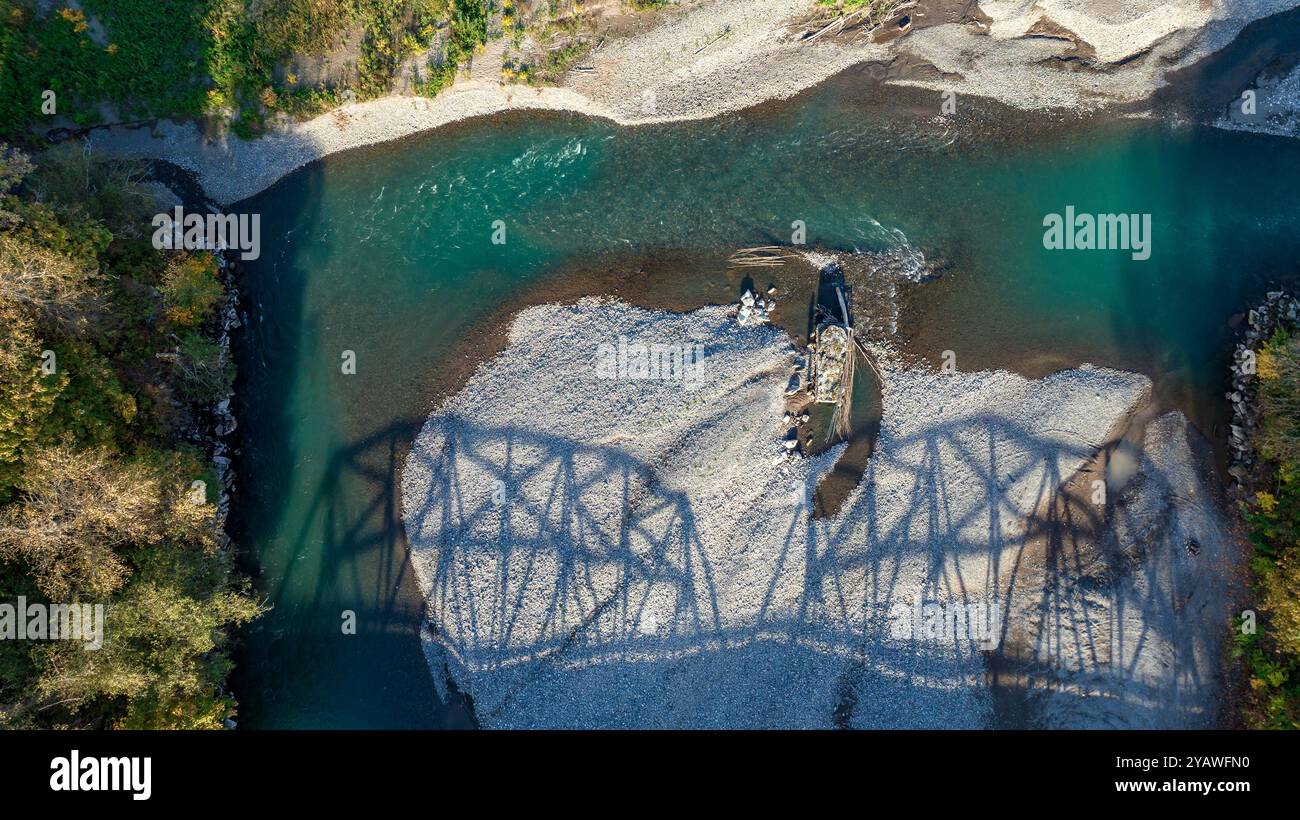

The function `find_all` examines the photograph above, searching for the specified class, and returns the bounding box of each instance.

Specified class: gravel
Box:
[562,0,885,123]
[1011,411,1240,728]
[898,0,1300,111]
[401,300,1155,727]
[1217,60,1300,138]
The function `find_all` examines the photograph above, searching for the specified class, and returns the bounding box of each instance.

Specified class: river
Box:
[227,69,1300,728]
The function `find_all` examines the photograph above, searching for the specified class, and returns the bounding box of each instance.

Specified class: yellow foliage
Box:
[1262,551,1300,658]
[1258,347,1280,381]
[1257,491,1279,514]
[160,254,223,328]
[60,7,89,33]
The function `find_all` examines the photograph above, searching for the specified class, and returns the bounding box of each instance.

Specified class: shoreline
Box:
[81,0,1300,206]
[89,0,892,205]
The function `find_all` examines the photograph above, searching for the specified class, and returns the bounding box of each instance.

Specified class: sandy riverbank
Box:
[896,0,1300,110]
[91,0,885,205]
[87,0,1300,205]
[396,297,1242,727]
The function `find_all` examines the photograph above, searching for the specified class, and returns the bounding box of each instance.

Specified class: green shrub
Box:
[171,330,234,405]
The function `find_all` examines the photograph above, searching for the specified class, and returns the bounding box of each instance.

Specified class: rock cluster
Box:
[1227,290,1299,495]
[210,251,242,545]
[736,288,774,328]
[773,408,809,468]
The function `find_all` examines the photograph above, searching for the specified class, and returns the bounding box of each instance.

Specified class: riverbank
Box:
[86,0,1300,205]
[1226,290,1300,728]
[0,146,260,728]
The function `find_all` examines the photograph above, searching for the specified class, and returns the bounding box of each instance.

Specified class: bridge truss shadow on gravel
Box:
[396,407,1232,729]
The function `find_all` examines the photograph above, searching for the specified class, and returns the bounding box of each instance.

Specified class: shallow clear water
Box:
[229,74,1300,728]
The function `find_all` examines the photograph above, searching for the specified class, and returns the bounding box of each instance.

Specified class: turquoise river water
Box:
[228,71,1300,728]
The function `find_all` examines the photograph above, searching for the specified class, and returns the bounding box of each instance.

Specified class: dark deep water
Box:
[226,68,1300,728]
